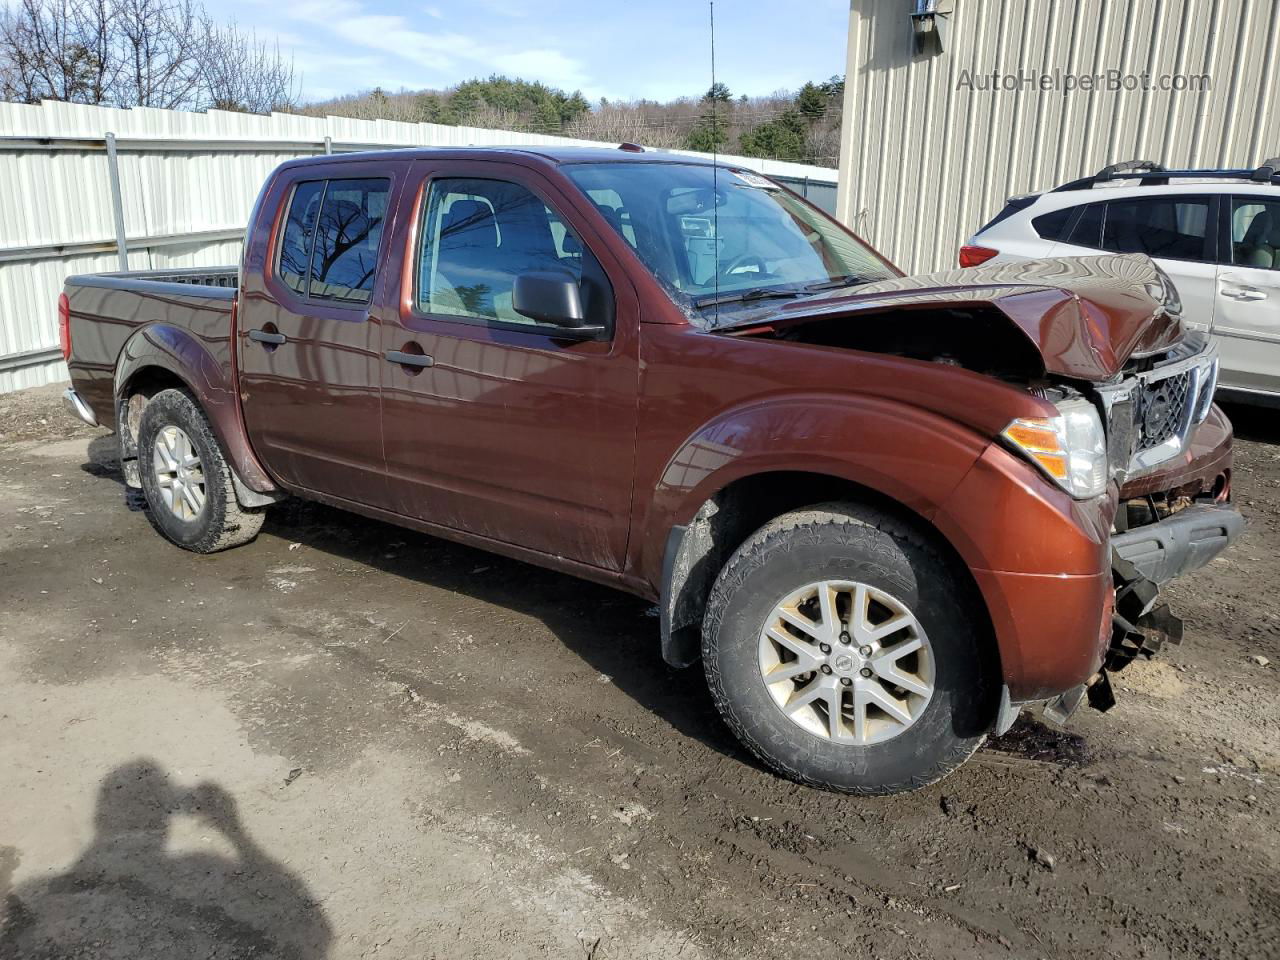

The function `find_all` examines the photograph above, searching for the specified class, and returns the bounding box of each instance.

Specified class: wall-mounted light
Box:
[910,0,953,55]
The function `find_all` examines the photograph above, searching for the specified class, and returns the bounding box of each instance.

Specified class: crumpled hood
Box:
[728,254,1185,381]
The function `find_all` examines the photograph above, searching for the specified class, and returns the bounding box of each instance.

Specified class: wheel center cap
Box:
[832,654,855,673]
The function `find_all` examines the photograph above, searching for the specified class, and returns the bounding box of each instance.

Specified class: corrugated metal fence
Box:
[838,0,1280,275]
[0,100,838,393]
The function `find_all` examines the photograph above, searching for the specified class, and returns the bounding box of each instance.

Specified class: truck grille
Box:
[1100,335,1218,482]
[1136,370,1193,452]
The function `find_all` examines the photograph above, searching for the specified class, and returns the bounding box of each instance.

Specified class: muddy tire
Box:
[136,388,265,554]
[702,502,997,795]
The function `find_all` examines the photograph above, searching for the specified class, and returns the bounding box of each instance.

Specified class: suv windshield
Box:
[564,162,897,326]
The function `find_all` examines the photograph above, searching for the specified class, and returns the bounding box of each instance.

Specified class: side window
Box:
[1031,207,1073,241]
[278,181,325,295]
[308,178,390,303]
[1101,196,1213,262]
[1230,197,1280,270]
[276,177,390,303]
[585,187,639,248]
[1067,202,1105,249]
[417,177,612,330]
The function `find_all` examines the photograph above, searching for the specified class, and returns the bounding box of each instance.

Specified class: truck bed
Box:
[64,267,240,430]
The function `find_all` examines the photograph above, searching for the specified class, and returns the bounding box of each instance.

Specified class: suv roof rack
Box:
[1054,156,1280,191]
[1252,156,1280,181]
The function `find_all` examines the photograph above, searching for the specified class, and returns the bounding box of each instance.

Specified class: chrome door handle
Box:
[385,350,434,368]
[248,329,287,345]
[1222,286,1266,301]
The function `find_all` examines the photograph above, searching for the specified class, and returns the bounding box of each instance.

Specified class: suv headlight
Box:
[1002,397,1108,499]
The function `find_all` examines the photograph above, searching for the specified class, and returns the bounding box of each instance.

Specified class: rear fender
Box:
[114,322,278,493]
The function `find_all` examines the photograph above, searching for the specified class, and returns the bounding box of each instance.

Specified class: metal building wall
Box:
[0,101,838,393]
[837,0,1280,275]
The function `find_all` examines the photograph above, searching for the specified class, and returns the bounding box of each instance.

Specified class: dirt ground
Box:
[1,383,1277,960]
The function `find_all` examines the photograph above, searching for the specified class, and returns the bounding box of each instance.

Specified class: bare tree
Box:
[564,103,685,149]
[0,0,296,112]
[199,21,296,113]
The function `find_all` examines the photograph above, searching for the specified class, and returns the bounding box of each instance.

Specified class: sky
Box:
[219,0,852,104]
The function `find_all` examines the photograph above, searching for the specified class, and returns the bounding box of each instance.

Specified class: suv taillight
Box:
[959,245,999,268]
[58,292,71,361]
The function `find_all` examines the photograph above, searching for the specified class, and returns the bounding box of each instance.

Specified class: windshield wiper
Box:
[693,286,803,309]
[803,275,872,292]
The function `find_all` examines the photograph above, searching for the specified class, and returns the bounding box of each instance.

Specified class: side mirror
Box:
[512,272,597,333]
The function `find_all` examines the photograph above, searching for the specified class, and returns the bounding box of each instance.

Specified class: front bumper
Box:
[1112,502,1244,584]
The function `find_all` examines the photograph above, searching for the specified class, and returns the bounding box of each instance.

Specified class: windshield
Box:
[564,161,898,325]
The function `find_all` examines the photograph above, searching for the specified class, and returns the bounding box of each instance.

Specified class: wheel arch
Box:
[658,469,998,675]
[114,323,278,495]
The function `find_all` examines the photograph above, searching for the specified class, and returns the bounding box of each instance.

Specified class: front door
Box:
[379,161,639,570]
[1215,195,1280,395]
[238,163,406,507]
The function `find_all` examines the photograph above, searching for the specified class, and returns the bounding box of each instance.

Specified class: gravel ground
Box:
[1,383,1277,960]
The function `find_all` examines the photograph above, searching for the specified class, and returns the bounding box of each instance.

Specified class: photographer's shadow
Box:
[0,760,331,959]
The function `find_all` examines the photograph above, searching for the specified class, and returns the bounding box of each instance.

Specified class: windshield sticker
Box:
[732,171,779,190]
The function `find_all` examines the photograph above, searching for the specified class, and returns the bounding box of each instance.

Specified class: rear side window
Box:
[277,177,391,303]
[1068,202,1105,248]
[1101,196,1213,262]
[279,181,325,295]
[1031,207,1073,241]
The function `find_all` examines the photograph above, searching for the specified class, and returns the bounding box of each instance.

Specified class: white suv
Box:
[962,159,1280,404]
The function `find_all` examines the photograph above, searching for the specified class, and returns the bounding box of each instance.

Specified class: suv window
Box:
[277,177,390,303]
[1230,197,1280,269]
[1067,202,1105,248]
[416,177,612,330]
[1101,196,1213,262]
[1031,207,1073,241]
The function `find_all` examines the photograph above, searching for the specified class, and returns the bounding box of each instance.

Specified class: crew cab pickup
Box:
[60,146,1244,794]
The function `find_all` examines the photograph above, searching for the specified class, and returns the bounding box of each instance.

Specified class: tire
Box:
[136,388,265,553]
[702,502,997,795]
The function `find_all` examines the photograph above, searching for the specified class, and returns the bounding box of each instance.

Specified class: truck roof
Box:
[279,144,717,170]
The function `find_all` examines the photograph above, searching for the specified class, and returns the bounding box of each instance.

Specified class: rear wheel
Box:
[136,389,265,553]
[702,502,996,794]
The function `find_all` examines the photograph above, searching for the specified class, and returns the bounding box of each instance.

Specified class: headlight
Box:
[1002,396,1108,499]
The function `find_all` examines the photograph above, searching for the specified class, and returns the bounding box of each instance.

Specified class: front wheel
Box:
[136,389,265,553]
[702,503,997,795]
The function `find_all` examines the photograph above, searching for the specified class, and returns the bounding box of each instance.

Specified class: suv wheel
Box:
[702,502,996,794]
[136,389,266,553]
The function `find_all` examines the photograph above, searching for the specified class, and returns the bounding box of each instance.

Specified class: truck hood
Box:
[720,254,1185,381]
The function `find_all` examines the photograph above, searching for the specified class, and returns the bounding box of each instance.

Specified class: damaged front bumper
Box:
[1105,501,1244,672]
[1046,501,1245,724]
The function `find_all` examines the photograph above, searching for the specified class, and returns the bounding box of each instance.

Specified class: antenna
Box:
[709,0,720,325]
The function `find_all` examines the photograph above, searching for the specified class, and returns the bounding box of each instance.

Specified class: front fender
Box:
[115,323,277,492]
[642,393,991,588]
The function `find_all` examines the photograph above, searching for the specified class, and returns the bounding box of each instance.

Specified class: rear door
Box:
[1215,195,1280,394]
[378,159,639,570]
[1049,194,1219,333]
[237,161,407,507]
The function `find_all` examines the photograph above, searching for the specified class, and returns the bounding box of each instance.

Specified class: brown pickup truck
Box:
[60,145,1243,794]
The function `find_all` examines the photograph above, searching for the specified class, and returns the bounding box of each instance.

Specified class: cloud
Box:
[285,0,593,97]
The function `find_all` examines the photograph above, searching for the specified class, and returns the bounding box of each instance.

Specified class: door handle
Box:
[1222,285,1267,302]
[385,349,434,368]
[248,329,287,345]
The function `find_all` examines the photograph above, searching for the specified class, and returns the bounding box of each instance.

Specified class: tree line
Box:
[1,0,844,167]
[0,0,296,113]
[304,75,845,167]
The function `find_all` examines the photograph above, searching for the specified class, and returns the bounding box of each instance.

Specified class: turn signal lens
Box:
[1002,397,1108,499]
